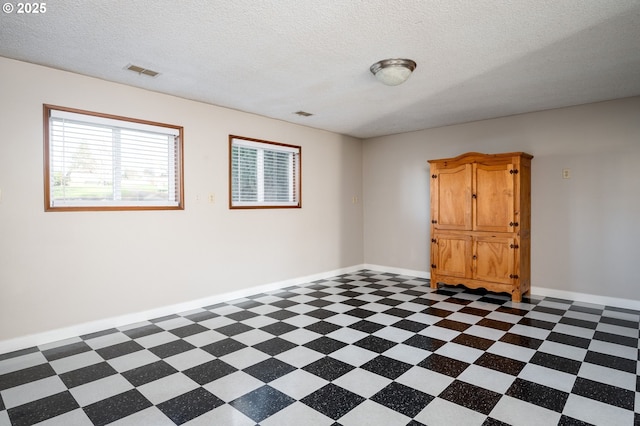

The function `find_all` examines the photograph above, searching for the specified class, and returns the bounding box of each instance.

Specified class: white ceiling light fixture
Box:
[370,58,417,86]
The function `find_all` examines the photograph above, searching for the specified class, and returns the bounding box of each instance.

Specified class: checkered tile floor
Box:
[1,271,639,425]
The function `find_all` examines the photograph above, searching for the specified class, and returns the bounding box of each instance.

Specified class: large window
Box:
[229,135,301,208]
[44,105,183,211]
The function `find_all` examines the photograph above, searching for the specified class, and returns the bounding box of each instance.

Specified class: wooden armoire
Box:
[428,152,533,302]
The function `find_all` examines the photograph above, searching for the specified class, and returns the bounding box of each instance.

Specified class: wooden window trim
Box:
[43,104,184,212]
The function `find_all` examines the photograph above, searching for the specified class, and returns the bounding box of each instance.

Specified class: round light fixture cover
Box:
[370,59,417,86]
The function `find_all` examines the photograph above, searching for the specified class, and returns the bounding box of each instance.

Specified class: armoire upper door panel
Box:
[433,164,472,230]
[473,163,515,232]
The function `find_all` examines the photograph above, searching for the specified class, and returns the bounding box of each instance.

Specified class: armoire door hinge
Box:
[431,174,437,179]
[510,244,519,249]
[509,169,519,174]
[431,239,437,243]
[509,274,519,279]
[431,264,436,269]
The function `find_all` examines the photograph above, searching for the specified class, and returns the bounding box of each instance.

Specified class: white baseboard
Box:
[3,264,638,355]
[531,285,640,311]
[0,264,366,355]
[362,264,430,280]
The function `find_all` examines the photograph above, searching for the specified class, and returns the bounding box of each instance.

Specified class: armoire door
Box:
[432,164,472,231]
[473,162,515,232]
[433,233,472,279]
[472,236,515,284]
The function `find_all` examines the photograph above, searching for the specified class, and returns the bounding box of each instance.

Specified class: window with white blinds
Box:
[230,135,301,208]
[44,105,183,211]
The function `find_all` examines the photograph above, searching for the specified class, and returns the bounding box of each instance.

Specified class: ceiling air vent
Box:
[125,64,160,77]
[294,111,313,117]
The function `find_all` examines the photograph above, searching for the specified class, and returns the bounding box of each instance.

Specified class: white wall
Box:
[0,57,363,342]
[363,97,640,301]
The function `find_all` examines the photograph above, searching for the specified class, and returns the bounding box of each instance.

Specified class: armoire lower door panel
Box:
[433,234,472,279]
[473,236,515,284]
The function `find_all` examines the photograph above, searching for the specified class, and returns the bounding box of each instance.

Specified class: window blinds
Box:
[231,137,300,207]
[47,109,181,208]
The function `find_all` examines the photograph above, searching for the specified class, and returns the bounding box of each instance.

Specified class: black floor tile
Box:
[517,317,555,330]
[499,333,543,349]
[391,319,429,332]
[370,382,434,417]
[8,391,79,426]
[474,352,526,376]
[243,358,297,383]
[435,319,472,332]
[149,339,196,358]
[226,310,259,322]
[266,309,298,320]
[496,307,530,316]
[42,341,92,362]
[592,331,637,347]
[558,415,595,425]
[452,333,495,350]
[59,361,117,388]
[83,389,152,426]
[252,337,298,356]
[345,308,377,319]
[183,359,237,385]
[260,321,297,336]
[360,355,412,380]
[459,306,492,317]
[96,340,144,360]
[216,322,254,336]
[201,337,247,357]
[234,300,264,309]
[302,356,354,381]
[483,418,512,426]
[0,363,56,391]
[122,324,163,339]
[0,347,39,362]
[81,328,119,340]
[306,299,334,308]
[150,314,180,323]
[304,336,348,355]
[157,387,224,424]
[383,307,414,318]
[403,335,447,352]
[584,350,637,373]
[168,323,209,338]
[506,378,568,413]
[183,311,219,322]
[230,385,296,422]
[422,307,453,318]
[477,318,513,331]
[439,380,502,415]
[305,320,341,335]
[353,336,397,353]
[530,351,582,375]
[122,360,178,386]
[348,320,385,333]
[547,332,591,349]
[418,354,469,378]
[559,317,598,330]
[599,316,639,329]
[571,377,635,410]
[270,299,298,309]
[301,384,365,420]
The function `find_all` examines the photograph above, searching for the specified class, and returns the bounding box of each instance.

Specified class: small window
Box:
[229,135,301,209]
[44,105,183,211]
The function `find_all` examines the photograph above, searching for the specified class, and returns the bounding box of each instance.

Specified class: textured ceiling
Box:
[1,0,640,139]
